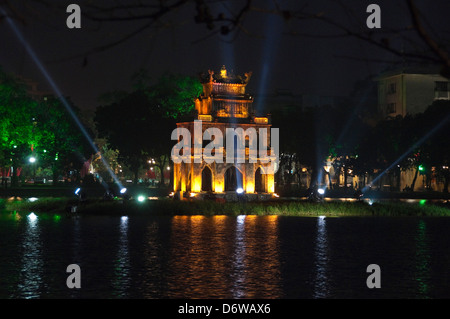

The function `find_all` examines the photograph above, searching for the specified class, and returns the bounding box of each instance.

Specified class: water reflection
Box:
[231,215,246,298]
[313,216,329,298]
[142,217,164,298]
[168,215,281,298]
[242,215,281,298]
[414,219,432,298]
[16,213,43,298]
[112,216,131,297]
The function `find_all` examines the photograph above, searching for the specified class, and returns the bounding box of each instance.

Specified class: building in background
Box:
[377,66,450,118]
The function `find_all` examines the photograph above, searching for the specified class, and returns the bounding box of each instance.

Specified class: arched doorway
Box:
[224,166,243,191]
[255,167,265,193]
[201,166,213,192]
[187,172,191,191]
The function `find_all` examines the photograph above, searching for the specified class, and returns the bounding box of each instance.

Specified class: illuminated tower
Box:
[173,66,276,201]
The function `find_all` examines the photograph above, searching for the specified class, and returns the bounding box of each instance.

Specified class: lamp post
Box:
[29,156,36,180]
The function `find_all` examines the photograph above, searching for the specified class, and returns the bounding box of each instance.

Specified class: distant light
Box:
[28,212,37,221]
[43,149,47,153]
[236,187,244,194]
[190,192,197,197]
[29,157,36,163]
[137,195,146,202]
[419,165,424,171]
[121,216,128,222]
[317,188,325,195]
[75,188,81,195]
[368,199,374,206]
[318,215,326,219]
[28,197,38,202]
[273,193,280,198]
[120,187,127,194]
[419,199,426,206]
[237,215,246,224]
[167,166,170,170]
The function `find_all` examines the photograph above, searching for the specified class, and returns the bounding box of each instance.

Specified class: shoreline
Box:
[1,196,450,218]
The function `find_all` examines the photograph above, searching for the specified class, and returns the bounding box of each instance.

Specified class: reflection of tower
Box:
[173,66,275,200]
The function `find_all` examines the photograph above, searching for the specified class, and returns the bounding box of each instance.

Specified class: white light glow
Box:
[137,195,146,202]
[28,197,38,202]
[29,157,36,163]
[28,212,37,221]
[236,188,244,194]
[318,188,325,195]
[120,188,127,194]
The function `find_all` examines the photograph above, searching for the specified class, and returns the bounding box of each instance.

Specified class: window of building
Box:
[387,103,396,114]
[388,83,397,94]
[435,81,450,100]
[435,81,449,91]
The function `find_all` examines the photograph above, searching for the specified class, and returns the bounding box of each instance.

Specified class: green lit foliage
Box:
[146,73,202,119]
[0,67,39,184]
[33,95,89,183]
[0,67,90,185]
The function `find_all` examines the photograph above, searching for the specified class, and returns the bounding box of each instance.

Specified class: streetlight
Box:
[29,156,36,180]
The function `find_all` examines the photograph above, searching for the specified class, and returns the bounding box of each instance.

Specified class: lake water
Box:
[1,212,450,299]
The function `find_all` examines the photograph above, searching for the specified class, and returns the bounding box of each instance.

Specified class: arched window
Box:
[201,166,213,192]
[224,166,243,192]
[255,167,265,193]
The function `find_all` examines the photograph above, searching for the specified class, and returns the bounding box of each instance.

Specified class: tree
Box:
[0,67,38,186]
[0,67,90,186]
[33,95,90,184]
[414,101,450,192]
[95,73,199,185]
[146,73,203,119]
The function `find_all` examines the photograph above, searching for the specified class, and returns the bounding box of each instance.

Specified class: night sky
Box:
[1,0,449,112]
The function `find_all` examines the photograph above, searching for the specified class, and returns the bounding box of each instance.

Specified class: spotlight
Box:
[75,188,81,195]
[29,157,36,163]
[28,212,37,221]
[120,188,127,194]
[236,188,244,194]
[137,195,146,202]
[317,188,325,195]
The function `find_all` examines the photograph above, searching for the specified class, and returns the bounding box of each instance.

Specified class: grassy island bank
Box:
[1,197,450,218]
